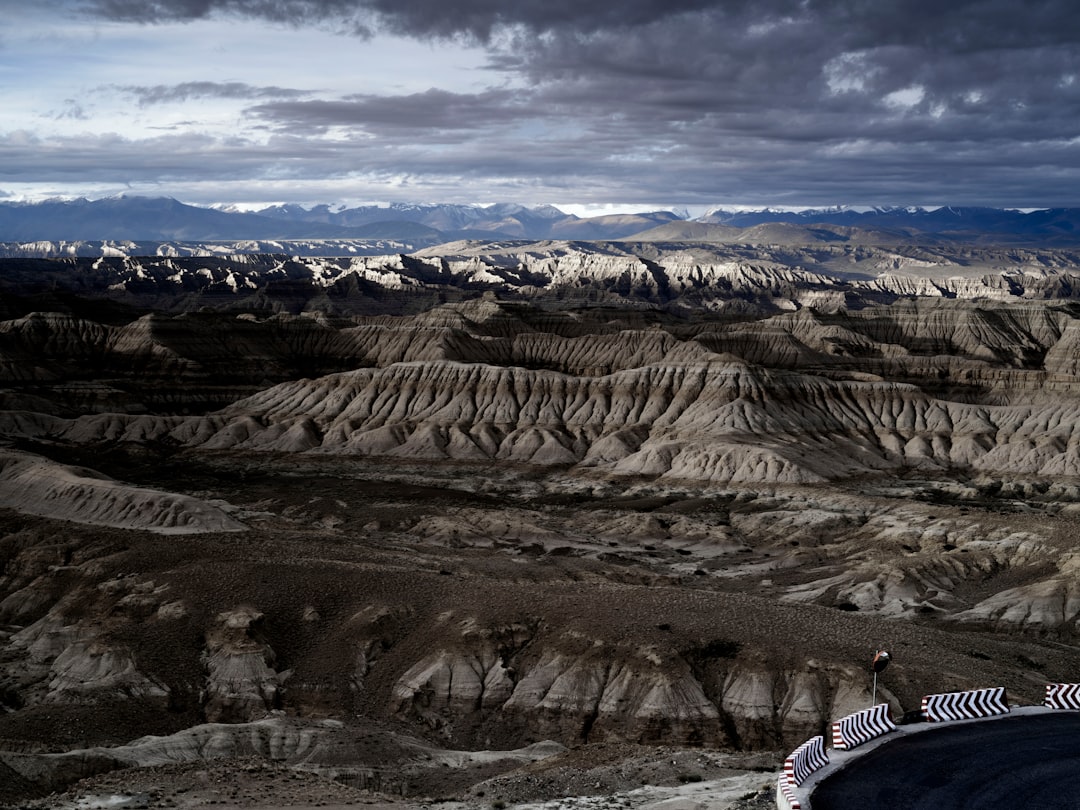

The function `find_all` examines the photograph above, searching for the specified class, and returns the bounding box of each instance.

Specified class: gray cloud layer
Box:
[82,0,723,38]
[80,1,1080,46]
[115,82,312,106]
[25,1,1080,205]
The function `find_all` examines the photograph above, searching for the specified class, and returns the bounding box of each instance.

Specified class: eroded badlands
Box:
[1,243,1079,809]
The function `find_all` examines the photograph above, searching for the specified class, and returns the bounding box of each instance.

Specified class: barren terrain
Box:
[1,241,1079,808]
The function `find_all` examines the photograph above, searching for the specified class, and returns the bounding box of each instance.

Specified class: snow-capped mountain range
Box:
[3,196,1080,255]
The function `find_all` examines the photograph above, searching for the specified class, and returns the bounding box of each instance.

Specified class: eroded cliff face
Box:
[202,607,284,723]
[0,508,1066,755]
[0,566,906,755]
[387,620,899,751]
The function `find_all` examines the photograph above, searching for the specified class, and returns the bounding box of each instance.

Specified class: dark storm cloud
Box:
[478,2,1080,198]
[79,1,1080,44]
[77,1,1080,133]
[81,0,723,39]
[82,0,360,26]
[55,0,1080,205]
[247,88,535,134]
[114,82,311,107]
[356,0,724,41]
[7,114,1080,206]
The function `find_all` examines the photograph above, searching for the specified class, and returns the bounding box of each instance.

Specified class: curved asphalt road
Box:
[812,713,1080,809]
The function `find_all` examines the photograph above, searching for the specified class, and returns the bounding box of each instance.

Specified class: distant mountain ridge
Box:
[3,197,1080,252]
[695,204,1080,238]
[223,200,682,241]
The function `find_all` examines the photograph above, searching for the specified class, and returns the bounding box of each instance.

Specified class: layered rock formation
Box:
[0,449,245,534]
[4,517,1056,757]
[202,607,284,723]
[13,343,1078,487]
[388,622,900,752]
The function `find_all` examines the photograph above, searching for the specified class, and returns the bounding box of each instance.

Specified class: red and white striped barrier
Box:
[1045,683,1080,709]
[776,735,828,809]
[776,772,801,810]
[831,703,896,750]
[784,735,829,786]
[921,686,1009,722]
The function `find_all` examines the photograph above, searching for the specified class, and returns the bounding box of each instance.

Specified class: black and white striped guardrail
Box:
[1044,683,1080,709]
[921,686,1009,722]
[831,703,896,750]
[776,685,1018,808]
[784,734,829,785]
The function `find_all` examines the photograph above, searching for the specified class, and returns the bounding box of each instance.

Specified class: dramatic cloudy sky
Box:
[4,0,1080,208]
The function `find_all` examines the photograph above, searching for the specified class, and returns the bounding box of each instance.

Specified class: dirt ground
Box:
[15,746,781,810]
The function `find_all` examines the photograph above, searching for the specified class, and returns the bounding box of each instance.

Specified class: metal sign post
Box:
[871,650,891,706]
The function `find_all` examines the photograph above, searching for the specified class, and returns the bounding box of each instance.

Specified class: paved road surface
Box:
[812,712,1080,809]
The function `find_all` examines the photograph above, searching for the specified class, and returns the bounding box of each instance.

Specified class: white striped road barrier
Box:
[831,703,896,750]
[921,686,1009,722]
[784,734,829,786]
[1044,683,1080,709]
[776,772,801,810]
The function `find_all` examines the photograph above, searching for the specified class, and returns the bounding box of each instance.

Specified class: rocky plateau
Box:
[0,239,1079,809]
